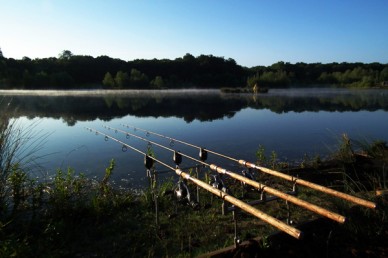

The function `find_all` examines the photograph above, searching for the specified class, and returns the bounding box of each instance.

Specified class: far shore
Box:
[1,87,386,98]
[0,88,222,97]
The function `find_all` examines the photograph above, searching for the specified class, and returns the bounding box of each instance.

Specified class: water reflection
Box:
[1,88,387,124]
[1,88,387,188]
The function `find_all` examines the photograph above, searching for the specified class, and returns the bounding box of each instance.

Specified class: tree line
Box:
[248,61,388,88]
[0,48,387,89]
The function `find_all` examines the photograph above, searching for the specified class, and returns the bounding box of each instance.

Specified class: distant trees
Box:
[247,70,290,88]
[248,62,388,88]
[317,66,380,87]
[0,52,247,89]
[102,69,149,89]
[0,48,3,59]
[0,50,387,89]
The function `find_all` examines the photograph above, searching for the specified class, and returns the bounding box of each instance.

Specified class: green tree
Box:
[114,71,130,88]
[271,61,286,71]
[318,72,337,84]
[129,68,149,88]
[59,50,73,60]
[102,72,115,88]
[150,76,164,89]
[380,67,388,81]
[0,47,3,58]
[247,70,290,88]
[183,53,195,62]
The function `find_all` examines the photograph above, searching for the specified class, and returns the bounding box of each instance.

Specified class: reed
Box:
[0,98,49,217]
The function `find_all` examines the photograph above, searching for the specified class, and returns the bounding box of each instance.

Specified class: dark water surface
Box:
[1,88,388,188]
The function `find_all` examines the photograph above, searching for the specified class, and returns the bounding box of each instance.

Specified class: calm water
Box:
[1,88,388,188]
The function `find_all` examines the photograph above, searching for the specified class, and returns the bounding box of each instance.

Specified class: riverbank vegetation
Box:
[1,49,387,90]
[1,109,387,256]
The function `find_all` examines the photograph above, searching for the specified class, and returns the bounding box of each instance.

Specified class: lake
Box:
[1,88,388,189]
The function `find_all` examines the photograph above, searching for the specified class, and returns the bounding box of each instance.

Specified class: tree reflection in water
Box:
[1,88,387,126]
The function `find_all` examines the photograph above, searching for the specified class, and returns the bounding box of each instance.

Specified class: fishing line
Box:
[104,125,208,166]
[86,127,174,171]
[121,124,238,162]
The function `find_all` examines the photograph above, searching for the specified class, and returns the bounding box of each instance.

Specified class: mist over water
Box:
[2,88,388,188]
[0,89,220,97]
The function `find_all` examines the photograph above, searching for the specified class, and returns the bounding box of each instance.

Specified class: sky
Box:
[1,0,387,67]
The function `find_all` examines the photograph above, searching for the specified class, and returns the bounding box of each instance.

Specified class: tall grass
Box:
[333,133,388,192]
[0,98,49,216]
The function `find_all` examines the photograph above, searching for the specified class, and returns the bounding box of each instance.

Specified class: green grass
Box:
[1,159,384,257]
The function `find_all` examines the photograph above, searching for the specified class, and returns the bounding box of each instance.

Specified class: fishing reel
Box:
[199,147,208,161]
[209,174,227,192]
[241,169,255,191]
[173,151,182,165]
[144,155,154,170]
[242,169,254,180]
[174,180,199,210]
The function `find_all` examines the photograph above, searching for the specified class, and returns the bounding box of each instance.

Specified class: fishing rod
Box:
[121,124,376,209]
[105,125,346,224]
[85,127,302,239]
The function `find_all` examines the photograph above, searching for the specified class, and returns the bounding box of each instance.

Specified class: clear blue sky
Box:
[1,0,387,67]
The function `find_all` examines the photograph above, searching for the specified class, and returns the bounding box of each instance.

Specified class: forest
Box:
[0,49,387,89]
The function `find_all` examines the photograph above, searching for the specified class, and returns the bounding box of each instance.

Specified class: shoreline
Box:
[0,88,221,97]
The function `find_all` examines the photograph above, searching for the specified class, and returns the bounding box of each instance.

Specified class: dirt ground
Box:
[201,185,388,258]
